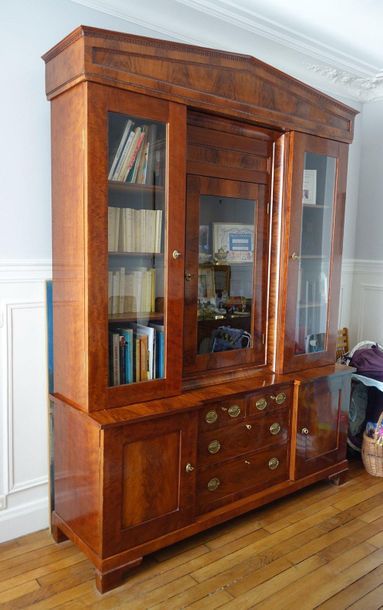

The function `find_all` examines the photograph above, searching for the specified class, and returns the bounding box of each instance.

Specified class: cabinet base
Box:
[95,558,143,593]
[328,469,348,486]
[51,521,68,543]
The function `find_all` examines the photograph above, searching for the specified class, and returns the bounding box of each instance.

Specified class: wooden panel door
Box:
[86,83,186,409]
[277,133,348,373]
[294,374,351,479]
[102,412,197,555]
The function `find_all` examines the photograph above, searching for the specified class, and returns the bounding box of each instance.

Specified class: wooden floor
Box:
[1,458,383,609]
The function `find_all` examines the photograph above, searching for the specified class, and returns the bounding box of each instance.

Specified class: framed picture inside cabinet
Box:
[212,223,254,263]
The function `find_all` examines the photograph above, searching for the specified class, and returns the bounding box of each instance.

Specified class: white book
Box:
[112,271,120,314]
[108,119,133,180]
[119,267,125,313]
[155,210,163,253]
[114,208,121,252]
[114,131,136,182]
[128,323,155,380]
[108,207,115,251]
[108,271,113,315]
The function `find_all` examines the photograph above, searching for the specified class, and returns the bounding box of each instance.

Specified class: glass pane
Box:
[294,153,336,355]
[197,195,255,354]
[107,112,166,386]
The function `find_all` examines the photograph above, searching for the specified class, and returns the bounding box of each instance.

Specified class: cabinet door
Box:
[279,133,348,373]
[294,374,350,479]
[86,83,186,408]
[102,413,197,555]
[184,176,269,373]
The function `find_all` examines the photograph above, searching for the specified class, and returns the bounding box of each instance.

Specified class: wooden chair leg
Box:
[95,557,143,593]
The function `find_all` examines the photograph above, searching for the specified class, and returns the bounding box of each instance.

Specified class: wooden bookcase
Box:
[43,26,357,592]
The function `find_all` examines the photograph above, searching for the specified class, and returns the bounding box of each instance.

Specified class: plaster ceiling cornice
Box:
[69,0,383,102]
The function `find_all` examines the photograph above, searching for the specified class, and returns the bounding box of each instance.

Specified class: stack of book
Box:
[108,267,156,315]
[108,120,163,185]
[109,323,165,385]
[108,207,162,253]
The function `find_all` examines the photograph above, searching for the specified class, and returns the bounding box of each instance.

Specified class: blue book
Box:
[150,323,164,379]
[117,328,134,384]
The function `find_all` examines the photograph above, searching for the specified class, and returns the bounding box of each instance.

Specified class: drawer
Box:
[248,385,292,417]
[198,408,290,465]
[197,444,289,513]
[199,396,246,431]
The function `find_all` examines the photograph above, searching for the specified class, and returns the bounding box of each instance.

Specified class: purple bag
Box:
[350,344,383,382]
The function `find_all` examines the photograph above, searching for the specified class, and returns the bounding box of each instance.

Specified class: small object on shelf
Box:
[302,169,317,204]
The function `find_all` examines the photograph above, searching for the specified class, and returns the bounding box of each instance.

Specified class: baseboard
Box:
[0,497,49,543]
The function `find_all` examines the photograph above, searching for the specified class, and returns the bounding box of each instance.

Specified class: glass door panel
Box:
[198,195,255,354]
[294,154,336,355]
[184,175,268,374]
[107,112,166,387]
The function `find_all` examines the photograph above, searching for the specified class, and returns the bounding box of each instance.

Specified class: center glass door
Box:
[184,176,268,373]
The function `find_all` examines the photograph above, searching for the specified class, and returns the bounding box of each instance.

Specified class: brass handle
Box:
[244,459,251,465]
[208,440,221,454]
[290,252,300,261]
[255,398,267,411]
[207,477,220,492]
[268,457,280,470]
[172,249,182,260]
[228,405,241,418]
[205,410,218,424]
[301,427,309,435]
[270,393,287,405]
[185,463,194,473]
[245,424,252,430]
[185,272,192,281]
[269,422,281,435]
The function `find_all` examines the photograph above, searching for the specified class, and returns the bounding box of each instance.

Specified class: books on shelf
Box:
[108,120,164,185]
[108,267,156,315]
[108,207,162,253]
[109,322,165,386]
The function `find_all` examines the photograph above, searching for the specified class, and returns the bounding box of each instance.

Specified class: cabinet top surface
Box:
[42,25,357,143]
[56,364,354,429]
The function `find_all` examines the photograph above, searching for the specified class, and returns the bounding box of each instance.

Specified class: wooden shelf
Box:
[109,312,164,323]
[303,204,330,209]
[109,251,163,257]
[109,181,164,194]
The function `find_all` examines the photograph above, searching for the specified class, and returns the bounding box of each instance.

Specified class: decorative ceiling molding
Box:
[306,64,383,102]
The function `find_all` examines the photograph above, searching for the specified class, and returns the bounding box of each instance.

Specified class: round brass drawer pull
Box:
[205,410,218,424]
[228,405,241,418]
[269,422,281,435]
[185,463,194,473]
[270,392,287,404]
[268,457,280,470]
[301,427,309,435]
[207,477,221,492]
[208,439,221,454]
[255,398,267,411]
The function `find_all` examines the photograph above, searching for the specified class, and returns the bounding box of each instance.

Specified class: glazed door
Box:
[102,413,197,554]
[183,176,269,374]
[281,133,348,373]
[86,83,186,408]
[294,374,350,479]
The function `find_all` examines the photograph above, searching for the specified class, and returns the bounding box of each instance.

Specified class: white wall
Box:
[0,0,158,543]
[343,101,383,348]
[0,0,373,542]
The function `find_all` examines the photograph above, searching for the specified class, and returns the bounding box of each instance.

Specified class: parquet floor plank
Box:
[0,459,382,609]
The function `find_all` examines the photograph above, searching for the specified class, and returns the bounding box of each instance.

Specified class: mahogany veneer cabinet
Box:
[43,26,357,593]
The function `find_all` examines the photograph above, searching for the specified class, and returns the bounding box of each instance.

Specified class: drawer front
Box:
[248,385,292,417]
[197,444,289,513]
[198,408,290,465]
[199,397,246,431]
